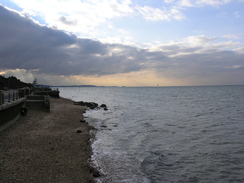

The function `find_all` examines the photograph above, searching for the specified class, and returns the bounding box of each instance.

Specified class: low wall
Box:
[0,98,26,127]
[26,95,50,112]
[33,91,59,98]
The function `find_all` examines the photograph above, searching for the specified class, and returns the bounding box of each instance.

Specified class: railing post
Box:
[44,95,50,112]
[0,90,3,105]
[18,89,20,99]
[8,93,11,102]
[26,88,30,95]
[23,88,26,97]
[20,89,23,98]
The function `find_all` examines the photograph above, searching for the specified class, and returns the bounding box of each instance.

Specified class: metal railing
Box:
[0,88,30,106]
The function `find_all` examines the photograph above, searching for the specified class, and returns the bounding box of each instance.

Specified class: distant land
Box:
[35,84,244,88]
[41,84,244,88]
[39,85,98,88]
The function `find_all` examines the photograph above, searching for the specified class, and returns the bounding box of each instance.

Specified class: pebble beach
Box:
[0,97,98,183]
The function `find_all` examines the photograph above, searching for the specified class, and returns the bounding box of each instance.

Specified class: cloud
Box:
[0,5,244,85]
[59,16,77,26]
[9,0,134,35]
[136,6,171,21]
[195,0,232,6]
[234,11,241,18]
[137,0,235,22]
[0,5,144,76]
[7,0,238,38]
[136,5,185,21]
[165,0,233,7]
[184,35,216,46]
[223,34,240,39]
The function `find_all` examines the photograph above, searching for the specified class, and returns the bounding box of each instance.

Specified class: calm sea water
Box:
[58,86,244,183]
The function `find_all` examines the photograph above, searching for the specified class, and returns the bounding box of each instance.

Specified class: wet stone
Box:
[76,130,82,133]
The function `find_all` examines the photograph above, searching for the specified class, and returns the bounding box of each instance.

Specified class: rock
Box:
[93,169,101,177]
[104,107,108,111]
[89,167,101,177]
[74,101,84,105]
[91,102,98,108]
[76,130,82,133]
[20,107,28,115]
[100,104,107,108]
[75,101,99,109]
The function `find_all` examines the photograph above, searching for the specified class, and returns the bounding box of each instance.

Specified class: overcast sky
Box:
[0,0,244,86]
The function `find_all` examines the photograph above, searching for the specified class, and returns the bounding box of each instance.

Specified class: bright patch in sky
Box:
[0,0,244,86]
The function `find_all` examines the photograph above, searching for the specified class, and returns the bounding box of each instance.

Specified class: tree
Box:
[32,78,38,86]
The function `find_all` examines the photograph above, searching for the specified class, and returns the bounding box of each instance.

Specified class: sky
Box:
[0,0,244,86]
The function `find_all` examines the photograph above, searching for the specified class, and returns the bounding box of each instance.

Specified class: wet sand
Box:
[0,97,98,183]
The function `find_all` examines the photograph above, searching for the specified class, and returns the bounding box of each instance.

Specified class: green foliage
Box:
[0,75,33,89]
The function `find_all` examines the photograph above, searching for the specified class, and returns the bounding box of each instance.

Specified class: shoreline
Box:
[0,97,99,182]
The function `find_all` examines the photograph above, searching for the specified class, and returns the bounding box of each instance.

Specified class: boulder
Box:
[100,104,107,108]
[89,167,101,177]
[76,130,82,133]
[74,101,99,109]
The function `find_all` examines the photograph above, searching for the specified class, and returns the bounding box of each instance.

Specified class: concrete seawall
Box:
[0,87,55,131]
[0,98,26,131]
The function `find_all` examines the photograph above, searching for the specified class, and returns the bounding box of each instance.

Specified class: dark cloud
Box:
[155,50,244,79]
[59,16,77,26]
[0,6,76,72]
[0,5,244,84]
[0,5,147,76]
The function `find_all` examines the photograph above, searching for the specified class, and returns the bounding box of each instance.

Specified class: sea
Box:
[58,86,244,183]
